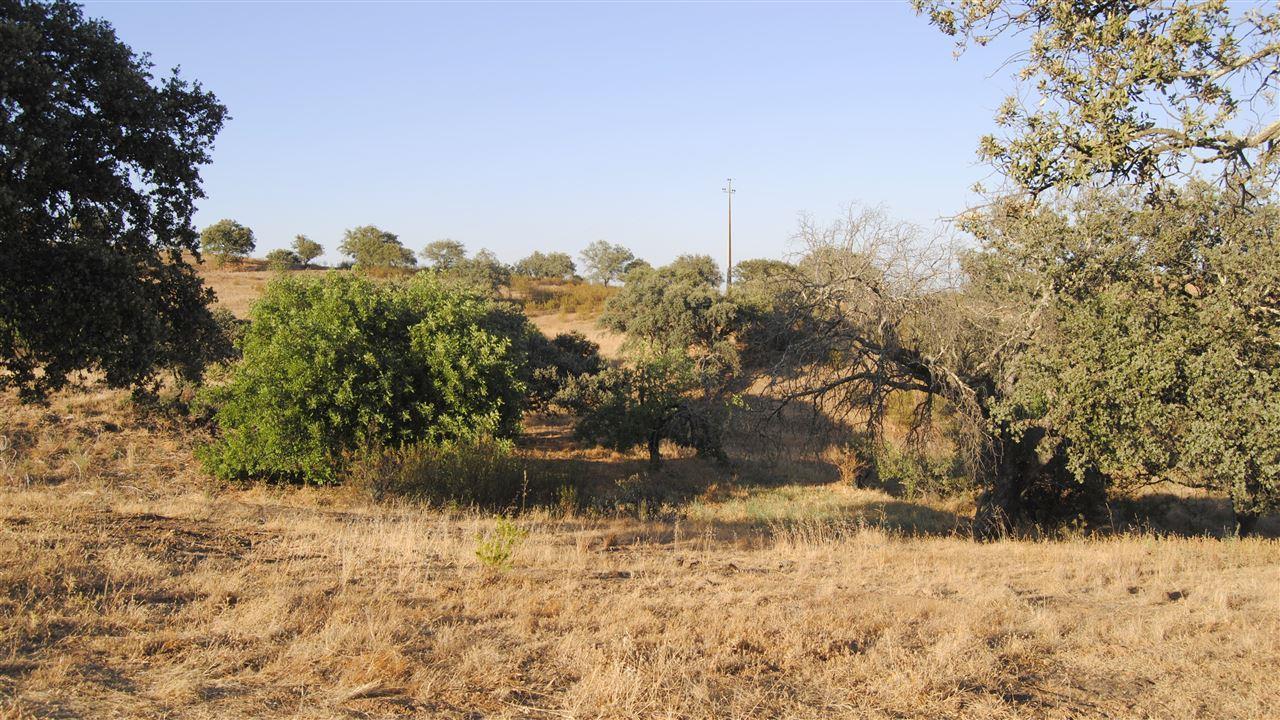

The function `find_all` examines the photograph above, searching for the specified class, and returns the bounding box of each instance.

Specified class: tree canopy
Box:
[265,248,301,271]
[513,251,577,280]
[0,0,228,401]
[200,219,256,265]
[914,0,1280,196]
[292,235,323,267]
[339,226,416,269]
[579,240,636,285]
[560,255,739,466]
[442,248,510,294]
[421,239,467,270]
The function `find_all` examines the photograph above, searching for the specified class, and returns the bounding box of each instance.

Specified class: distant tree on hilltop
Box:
[421,239,467,270]
[514,251,576,280]
[292,235,323,267]
[340,226,416,269]
[201,219,256,267]
[580,240,635,286]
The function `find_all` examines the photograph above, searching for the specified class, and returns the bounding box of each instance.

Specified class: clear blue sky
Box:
[85,0,1013,268]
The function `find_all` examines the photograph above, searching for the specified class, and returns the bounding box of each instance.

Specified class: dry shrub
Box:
[511,276,616,315]
[349,437,530,507]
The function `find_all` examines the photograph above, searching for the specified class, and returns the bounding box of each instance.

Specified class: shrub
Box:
[265,248,301,271]
[475,517,527,570]
[871,444,968,500]
[510,276,617,315]
[526,331,603,410]
[442,249,510,295]
[348,436,527,505]
[197,272,529,483]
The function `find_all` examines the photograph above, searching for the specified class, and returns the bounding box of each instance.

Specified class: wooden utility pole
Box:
[722,178,734,292]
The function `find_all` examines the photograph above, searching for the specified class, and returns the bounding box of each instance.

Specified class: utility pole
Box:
[722,178,734,293]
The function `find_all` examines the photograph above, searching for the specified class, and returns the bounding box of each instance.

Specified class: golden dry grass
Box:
[2,389,1279,719]
[2,268,1275,717]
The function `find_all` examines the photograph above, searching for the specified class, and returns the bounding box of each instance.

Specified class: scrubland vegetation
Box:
[3,0,1280,717]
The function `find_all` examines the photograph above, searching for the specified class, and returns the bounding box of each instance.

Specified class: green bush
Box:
[197,272,529,483]
[869,444,970,500]
[265,248,301,271]
[526,331,603,410]
[475,517,527,570]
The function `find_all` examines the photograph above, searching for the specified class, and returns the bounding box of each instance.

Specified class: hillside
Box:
[0,266,1275,718]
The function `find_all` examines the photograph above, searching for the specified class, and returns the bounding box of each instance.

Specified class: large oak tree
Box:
[1,0,228,401]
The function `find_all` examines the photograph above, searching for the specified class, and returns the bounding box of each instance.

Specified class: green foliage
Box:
[514,251,576,280]
[339,226,416,269]
[349,436,527,505]
[0,0,228,402]
[579,240,636,286]
[200,219,256,266]
[292,235,323,267]
[443,249,511,295]
[869,444,968,501]
[265,248,301,272]
[557,349,713,467]
[560,257,742,466]
[563,255,741,466]
[526,331,603,410]
[475,517,527,571]
[600,254,737,361]
[913,0,1280,194]
[732,258,794,286]
[981,184,1280,519]
[421,239,467,270]
[197,272,529,483]
[207,308,246,363]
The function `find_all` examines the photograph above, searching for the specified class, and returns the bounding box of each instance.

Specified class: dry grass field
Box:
[0,268,1276,718]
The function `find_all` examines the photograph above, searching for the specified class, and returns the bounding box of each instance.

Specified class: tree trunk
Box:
[647,433,662,469]
[1234,508,1260,538]
[973,435,1021,540]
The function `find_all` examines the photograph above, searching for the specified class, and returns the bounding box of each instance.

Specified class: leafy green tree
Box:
[978,185,1280,534]
[559,255,739,466]
[340,226,416,269]
[265,248,301,271]
[198,272,530,483]
[513,251,576,280]
[600,255,735,362]
[914,0,1280,195]
[444,249,511,295]
[732,258,794,286]
[292,235,323,267]
[558,349,714,468]
[200,219,256,266]
[621,258,652,278]
[580,240,636,286]
[421,239,467,270]
[0,0,228,402]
